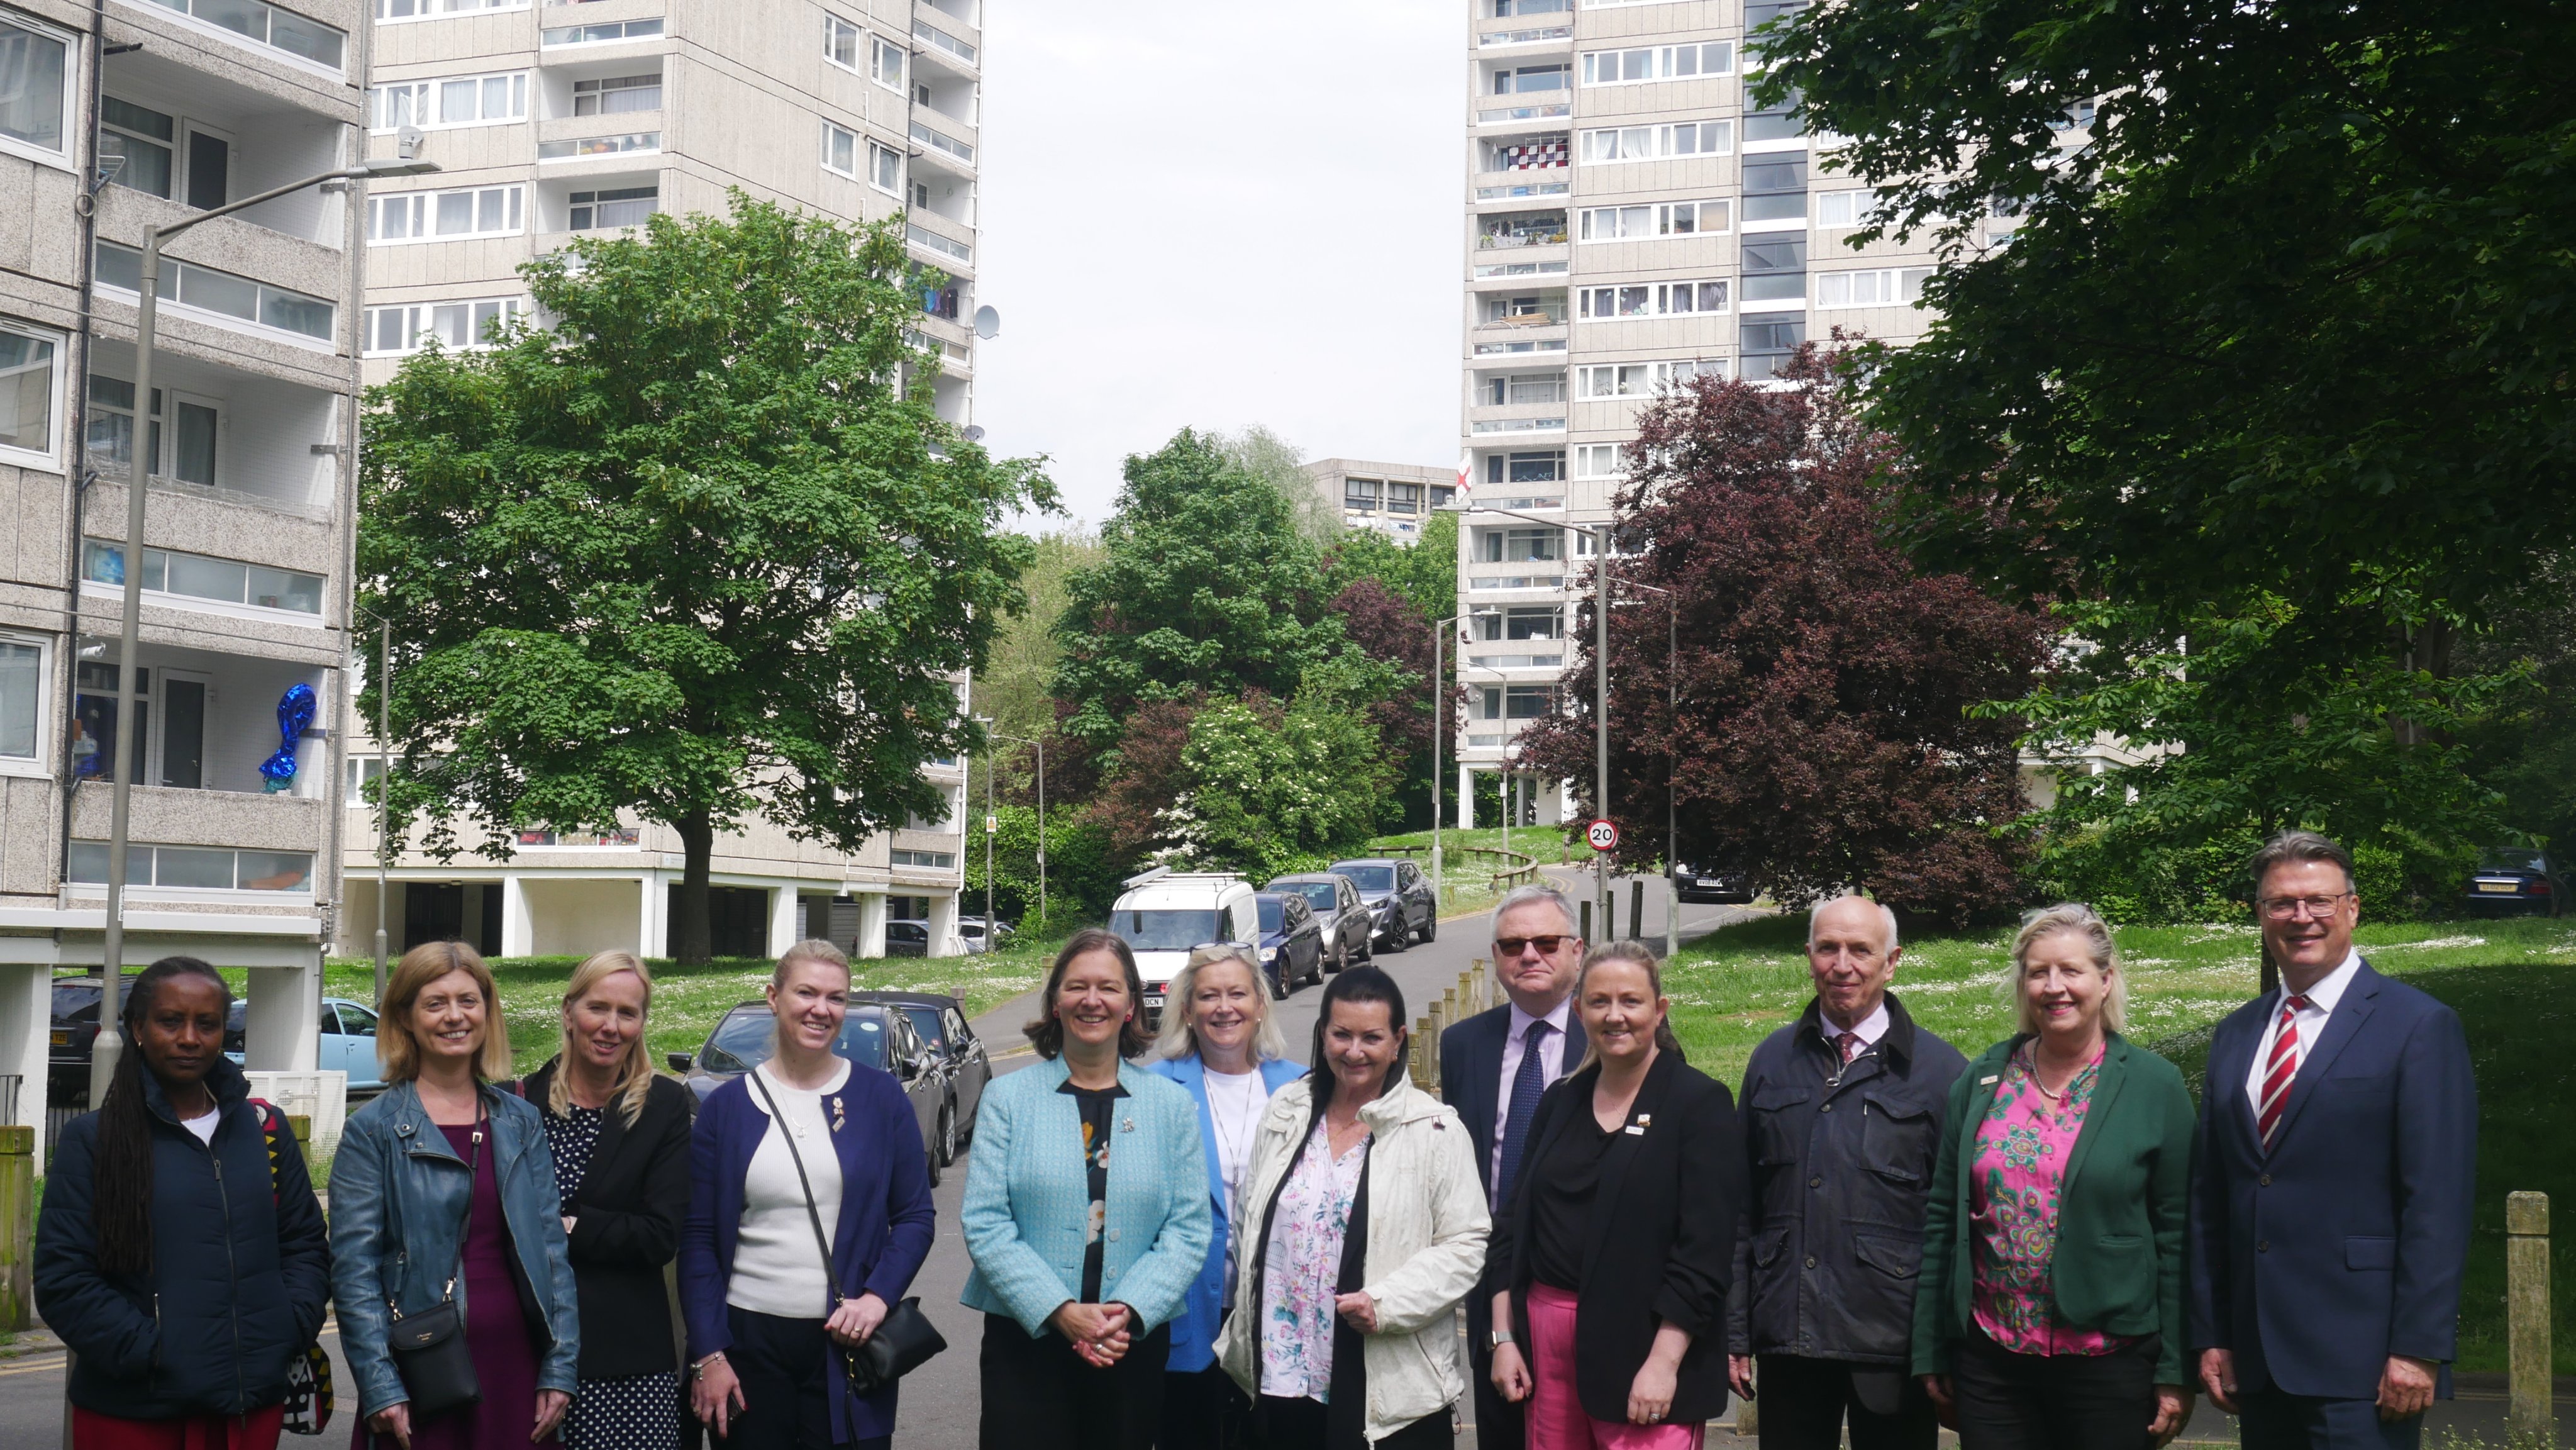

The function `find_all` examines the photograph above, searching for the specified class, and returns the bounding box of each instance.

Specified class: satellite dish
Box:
[972,305,1001,340]
[962,425,987,443]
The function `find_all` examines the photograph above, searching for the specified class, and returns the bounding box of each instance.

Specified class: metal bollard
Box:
[1630,879,1645,943]
[2507,1191,2550,1440]
[0,1124,31,1330]
[1580,899,1593,942]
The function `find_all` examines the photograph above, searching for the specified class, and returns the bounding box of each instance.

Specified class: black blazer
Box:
[520,1063,695,1381]
[1487,1051,1745,1427]
[1440,1001,1589,1199]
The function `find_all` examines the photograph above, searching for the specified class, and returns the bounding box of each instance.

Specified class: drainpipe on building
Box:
[55,0,110,920]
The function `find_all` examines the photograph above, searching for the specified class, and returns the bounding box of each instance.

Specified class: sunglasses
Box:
[1495,934,1572,957]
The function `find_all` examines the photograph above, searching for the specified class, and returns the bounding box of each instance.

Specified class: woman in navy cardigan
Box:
[680,940,938,1449]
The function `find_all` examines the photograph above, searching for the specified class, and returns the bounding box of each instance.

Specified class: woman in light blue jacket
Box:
[960,928,1211,1450]
[1146,944,1304,1450]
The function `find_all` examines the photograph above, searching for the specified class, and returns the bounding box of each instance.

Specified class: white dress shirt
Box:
[1492,995,1575,1184]
[1817,998,1891,1055]
[2243,947,2363,1117]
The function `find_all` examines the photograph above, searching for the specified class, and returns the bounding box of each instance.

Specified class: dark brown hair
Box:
[1025,928,1153,1060]
[1306,965,1411,1125]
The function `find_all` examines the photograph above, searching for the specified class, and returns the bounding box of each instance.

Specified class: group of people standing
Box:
[29,827,2477,1450]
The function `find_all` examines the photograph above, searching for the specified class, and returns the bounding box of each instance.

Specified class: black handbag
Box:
[748,1073,948,1405]
[384,1109,484,1419]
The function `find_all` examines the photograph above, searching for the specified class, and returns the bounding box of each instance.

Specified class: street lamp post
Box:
[90,145,438,1107]
[979,725,1047,930]
[1618,579,1678,958]
[1431,613,1460,901]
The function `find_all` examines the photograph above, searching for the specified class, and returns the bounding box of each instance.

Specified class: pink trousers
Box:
[1526,1282,1707,1450]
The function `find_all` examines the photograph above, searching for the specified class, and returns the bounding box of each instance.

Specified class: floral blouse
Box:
[1969,1042,2135,1356]
[1258,1122,1370,1402]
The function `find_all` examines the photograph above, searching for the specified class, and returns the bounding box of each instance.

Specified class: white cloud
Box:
[974,0,1462,525]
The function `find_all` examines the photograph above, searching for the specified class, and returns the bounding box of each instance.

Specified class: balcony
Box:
[1477,101,1572,131]
[913,18,979,74]
[65,646,333,805]
[1475,178,1570,203]
[99,50,350,247]
[906,218,974,270]
[1478,25,1572,48]
[909,118,975,175]
[83,338,341,518]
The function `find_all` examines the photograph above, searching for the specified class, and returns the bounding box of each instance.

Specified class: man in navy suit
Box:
[1443,882,1589,1450]
[2190,830,2478,1450]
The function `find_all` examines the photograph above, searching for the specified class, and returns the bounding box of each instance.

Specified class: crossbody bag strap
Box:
[388,1101,479,1319]
[748,1069,843,1318]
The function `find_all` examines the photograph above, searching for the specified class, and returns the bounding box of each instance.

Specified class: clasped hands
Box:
[1052,1300,1138,1368]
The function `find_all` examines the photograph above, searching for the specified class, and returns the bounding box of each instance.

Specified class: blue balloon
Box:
[260,682,319,789]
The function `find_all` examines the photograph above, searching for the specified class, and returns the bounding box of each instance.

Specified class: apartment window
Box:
[82,540,324,615]
[1485,450,1564,484]
[573,74,660,115]
[868,140,901,194]
[0,324,57,464]
[826,14,861,69]
[1815,267,1934,308]
[346,757,382,805]
[372,72,526,131]
[1657,357,1726,387]
[542,19,663,45]
[539,132,657,160]
[1477,605,1563,641]
[1491,62,1569,94]
[1579,120,1730,163]
[569,185,657,230]
[873,36,907,88]
[1481,527,1562,563]
[1577,281,1727,319]
[99,98,174,197]
[86,376,214,486]
[1487,136,1568,172]
[1477,686,1557,720]
[1581,42,1731,86]
[1577,364,1650,399]
[68,842,314,893]
[890,849,956,869]
[1573,442,1628,477]
[365,298,526,354]
[1814,189,1877,228]
[822,122,862,178]
[92,243,333,342]
[1578,199,1729,240]
[1740,235,1806,301]
[1384,481,1424,515]
[1486,372,1567,406]
[0,635,40,764]
[378,0,525,16]
[1492,0,1570,11]
[1344,476,1380,512]
[1745,88,1804,143]
[1740,313,1805,377]
[369,185,525,242]
[147,0,344,69]
[0,14,69,159]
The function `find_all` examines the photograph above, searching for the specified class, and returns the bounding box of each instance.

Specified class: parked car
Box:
[852,990,989,1166]
[47,973,142,1094]
[222,996,386,1093]
[1672,864,1756,905]
[1254,892,1326,995]
[1106,867,1262,1029]
[1327,857,1439,951]
[667,1000,948,1184]
[958,915,1014,954]
[885,920,932,957]
[2465,848,2564,917]
[1265,872,1374,973]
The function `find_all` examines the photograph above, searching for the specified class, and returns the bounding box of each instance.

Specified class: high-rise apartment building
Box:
[0,0,372,1121]
[1455,0,1951,823]
[1302,457,1458,545]
[336,0,982,963]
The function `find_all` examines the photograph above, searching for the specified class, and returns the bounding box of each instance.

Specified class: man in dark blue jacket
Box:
[1726,895,1967,1450]
[2190,831,2478,1450]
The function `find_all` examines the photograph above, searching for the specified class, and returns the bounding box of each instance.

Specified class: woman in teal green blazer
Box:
[1912,904,2198,1450]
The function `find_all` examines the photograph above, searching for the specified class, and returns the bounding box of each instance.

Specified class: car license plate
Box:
[2477,881,2519,893]
[1145,994,1165,1010]
[49,1031,67,1046]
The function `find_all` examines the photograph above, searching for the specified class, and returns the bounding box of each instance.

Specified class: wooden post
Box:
[1411,1017,1434,1090]
[0,1124,31,1330]
[2507,1191,2551,1440]
[1580,899,1593,943]
[1629,879,1645,944]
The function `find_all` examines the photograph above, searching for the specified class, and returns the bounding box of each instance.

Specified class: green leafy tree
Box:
[1323,510,1457,625]
[360,196,1053,962]
[1052,428,1351,752]
[969,529,1099,805]
[1153,686,1394,879]
[1218,424,1340,547]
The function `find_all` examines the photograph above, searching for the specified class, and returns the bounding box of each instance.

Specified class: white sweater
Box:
[726,1060,850,1319]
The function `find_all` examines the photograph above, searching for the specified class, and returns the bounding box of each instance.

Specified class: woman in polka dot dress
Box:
[523,951,696,1450]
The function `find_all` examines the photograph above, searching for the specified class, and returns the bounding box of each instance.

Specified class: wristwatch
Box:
[1491,1329,1516,1348]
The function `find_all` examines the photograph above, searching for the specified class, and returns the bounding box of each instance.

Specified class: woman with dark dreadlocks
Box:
[35,955,333,1449]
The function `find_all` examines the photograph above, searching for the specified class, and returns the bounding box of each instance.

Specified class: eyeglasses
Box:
[1494,934,1572,957]
[2258,893,2353,921]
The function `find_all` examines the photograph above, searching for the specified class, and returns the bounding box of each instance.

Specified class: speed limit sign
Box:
[1586,818,1619,852]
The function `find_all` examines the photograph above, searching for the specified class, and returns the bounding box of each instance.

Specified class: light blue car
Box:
[224,995,386,1092]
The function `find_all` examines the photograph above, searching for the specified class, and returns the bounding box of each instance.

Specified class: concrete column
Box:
[0,964,47,1129]
[1457,762,1477,830]
[928,890,960,958]
[766,884,799,957]
[245,961,320,1071]
[857,892,889,960]
[499,874,533,959]
[636,873,661,959]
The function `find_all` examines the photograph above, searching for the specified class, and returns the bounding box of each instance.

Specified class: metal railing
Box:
[1478,230,1568,248]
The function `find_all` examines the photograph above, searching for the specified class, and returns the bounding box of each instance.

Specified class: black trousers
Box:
[1467,1294,1524,1450]
[1163,1364,1254,1450]
[714,1307,892,1450]
[1948,1329,2157,1450]
[1755,1355,1940,1450]
[2238,1385,2424,1450]
[977,1312,1168,1450]
[1253,1395,1450,1450]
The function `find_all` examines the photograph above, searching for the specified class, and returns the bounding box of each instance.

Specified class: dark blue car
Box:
[1255,891,1324,996]
[2465,848,2564,917]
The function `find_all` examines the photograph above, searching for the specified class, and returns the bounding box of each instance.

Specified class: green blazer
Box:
[1911,1031,2196,1385]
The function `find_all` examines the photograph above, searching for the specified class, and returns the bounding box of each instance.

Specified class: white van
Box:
[1105,867,1260,1029]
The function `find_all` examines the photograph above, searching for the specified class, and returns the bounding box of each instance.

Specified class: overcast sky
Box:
[972,1,1463,528]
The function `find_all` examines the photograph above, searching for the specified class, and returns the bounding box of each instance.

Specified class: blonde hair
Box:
[1570,939,1680,1073]
[776,938,849,985]
[2009,902,2127,1035]
[1153,944,1291,1064]
[379,941,515,1083]
[551,951,656,1128]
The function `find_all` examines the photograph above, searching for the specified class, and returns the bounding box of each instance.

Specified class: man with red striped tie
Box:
[2187,831,2477,1450]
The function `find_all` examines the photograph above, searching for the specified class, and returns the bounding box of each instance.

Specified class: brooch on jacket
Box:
[830,1095,847,1134]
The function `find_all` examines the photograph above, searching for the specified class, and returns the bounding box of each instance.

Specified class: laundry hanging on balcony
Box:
[1493,137,1568,170]
[261,682,319,793]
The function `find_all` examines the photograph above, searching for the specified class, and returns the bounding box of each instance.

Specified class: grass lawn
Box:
[1662,912,2576,1374]
[1367,825,1574,920]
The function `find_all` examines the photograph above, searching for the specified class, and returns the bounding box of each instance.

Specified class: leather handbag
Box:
[748,1073,948,1408]
[384,1110,484,1419]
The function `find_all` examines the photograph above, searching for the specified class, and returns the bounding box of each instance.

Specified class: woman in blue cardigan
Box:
[1146,944,1304,1450]
[680,940,937,1449]
[961,928,1212,1450]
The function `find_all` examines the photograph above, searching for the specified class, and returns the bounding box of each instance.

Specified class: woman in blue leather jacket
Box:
[331,942,580,1449]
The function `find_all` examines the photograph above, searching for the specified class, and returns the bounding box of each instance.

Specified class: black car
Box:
[885,920,931,957]
[2465,848,2564,917]
[48,973,143,1092]
[1328,857,1439,951]
[1672,864,1756,905]
[852,990,989,1166]
[1265,873,1373,973]
[1254,892,1326,995]
[667,1001,948,1184]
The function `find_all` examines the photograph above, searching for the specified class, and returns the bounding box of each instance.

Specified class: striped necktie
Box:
[2255,994,2312,1152]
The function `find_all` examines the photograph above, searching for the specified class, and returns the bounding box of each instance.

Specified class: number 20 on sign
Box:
[1586,818,1619,852]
